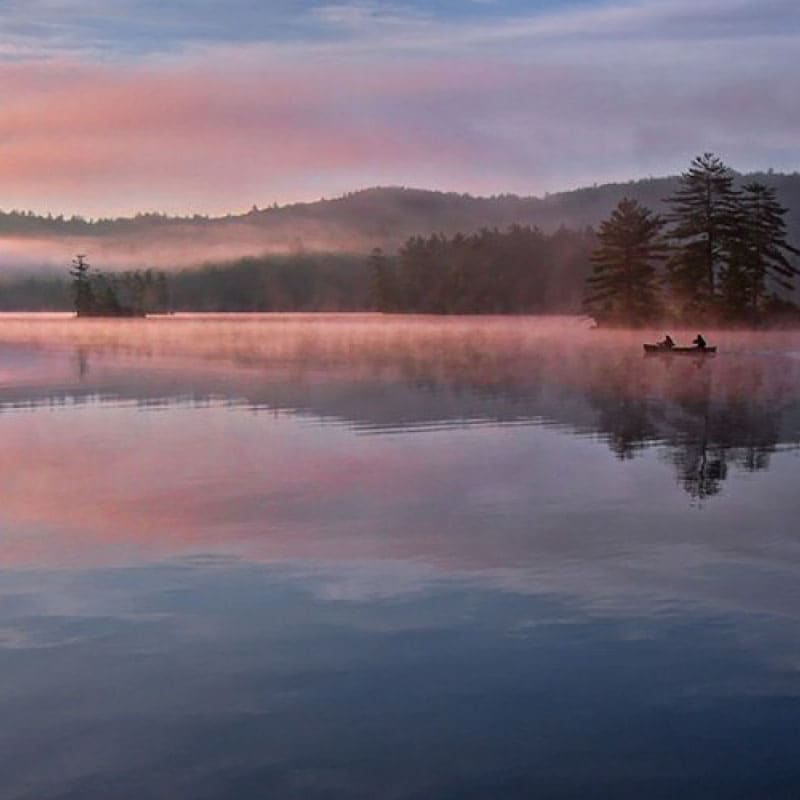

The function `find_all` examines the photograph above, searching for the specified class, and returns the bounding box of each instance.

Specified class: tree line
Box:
[368,226,595,313]
[584,154,800,326]
[0,253,369,313]
[66,253,362,315]
[170,253,368,311]
[1,155,796,323]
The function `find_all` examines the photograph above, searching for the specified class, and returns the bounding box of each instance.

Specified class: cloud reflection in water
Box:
[1,316,799,798]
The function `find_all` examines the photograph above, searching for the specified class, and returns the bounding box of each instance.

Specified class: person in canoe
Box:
[693,333,707,350]
[659,334,675,350]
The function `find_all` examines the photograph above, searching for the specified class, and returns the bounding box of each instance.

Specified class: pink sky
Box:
[1,0,798,216]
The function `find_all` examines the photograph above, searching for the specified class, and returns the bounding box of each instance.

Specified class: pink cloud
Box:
[0,26,798,216]
[0,55,492,215]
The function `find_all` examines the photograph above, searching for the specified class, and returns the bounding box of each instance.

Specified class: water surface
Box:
[1,315,799,798]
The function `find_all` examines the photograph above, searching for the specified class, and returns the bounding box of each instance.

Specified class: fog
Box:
[1,313,798,383]
[0,225,372,273]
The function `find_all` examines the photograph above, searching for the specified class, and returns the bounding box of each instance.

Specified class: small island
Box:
[69,255,167,317]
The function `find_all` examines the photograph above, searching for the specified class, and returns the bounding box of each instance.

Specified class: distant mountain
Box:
[2,172,799,271]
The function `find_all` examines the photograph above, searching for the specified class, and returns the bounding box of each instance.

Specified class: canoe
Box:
[643,344,716,355]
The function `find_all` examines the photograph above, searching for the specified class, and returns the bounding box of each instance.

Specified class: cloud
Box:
[2,0,796,57]
[0,0,798,215]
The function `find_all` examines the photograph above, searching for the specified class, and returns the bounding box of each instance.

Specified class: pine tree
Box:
[156,271,170,313]
[367,248,396,311]
[92,272,123,315]
[584,198,667,325]
[69,254,95,315]
[665,153,737,313]
[721,182,799,319]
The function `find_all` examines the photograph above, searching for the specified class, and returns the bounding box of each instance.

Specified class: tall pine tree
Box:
[665,153,737,314]
[69,254,95,315]
[721,182,799,319]
[584,198,667,325]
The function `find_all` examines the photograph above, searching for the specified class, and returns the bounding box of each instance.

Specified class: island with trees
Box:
[69,255,169,317]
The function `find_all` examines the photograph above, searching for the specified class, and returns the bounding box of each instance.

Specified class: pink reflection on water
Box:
[0,315,798,578]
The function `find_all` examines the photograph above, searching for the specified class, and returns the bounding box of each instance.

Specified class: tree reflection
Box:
[74,347,90,380]
[586,353,787,500]
[1,319,799,506]
[671,441,728,500]
[592,384,661,460]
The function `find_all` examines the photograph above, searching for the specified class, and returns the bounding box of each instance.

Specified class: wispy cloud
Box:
[2,0,796,58]
[0,0,798,215]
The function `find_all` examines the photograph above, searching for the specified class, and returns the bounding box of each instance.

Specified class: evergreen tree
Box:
[69,254,95,315]
[721,182,799,319]
[584,198,666,325]
[367,248,396,311]
[665,153,737,313]
[397,235,443,312]
[156,271,170,312]
[69,254,134,316]
[91,272,123,315]
[389,227,594,315]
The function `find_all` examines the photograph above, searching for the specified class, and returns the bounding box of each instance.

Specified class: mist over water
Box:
[1,314,800,799]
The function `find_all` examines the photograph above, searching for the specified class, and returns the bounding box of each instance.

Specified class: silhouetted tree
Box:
[721,182,799,319]
[156,271,170,312]
[367,248,396,312]
[69,254,96,315]
[91,272,123,315]
[114,269,171,314]
[170,253,370,311]
[387,227,593,314]
[583,198,667,325]
[68,254,151,316]
[665,153,737,314]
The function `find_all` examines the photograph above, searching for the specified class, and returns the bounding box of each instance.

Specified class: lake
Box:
[1,314,799,799]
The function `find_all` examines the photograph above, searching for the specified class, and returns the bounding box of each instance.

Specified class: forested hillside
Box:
[2,172,798,271]
[1,168,798,315]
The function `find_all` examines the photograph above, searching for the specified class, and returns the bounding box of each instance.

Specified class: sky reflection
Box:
[2,562,800,799]
[0,317,798,604]
[1,316,800,798]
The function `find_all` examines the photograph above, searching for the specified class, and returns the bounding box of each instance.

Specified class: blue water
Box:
[1,317,799,798]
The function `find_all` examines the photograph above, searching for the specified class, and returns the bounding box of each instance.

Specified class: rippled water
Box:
[1,314,799,799]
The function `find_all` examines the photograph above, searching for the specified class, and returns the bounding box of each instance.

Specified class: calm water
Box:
[1,314,800,799]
